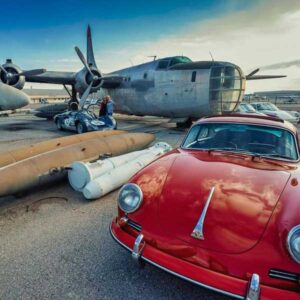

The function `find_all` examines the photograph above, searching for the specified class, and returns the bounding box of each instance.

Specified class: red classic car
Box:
[110,114,300,300]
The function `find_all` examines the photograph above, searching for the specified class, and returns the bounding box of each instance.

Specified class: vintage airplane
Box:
[0,25,285,125]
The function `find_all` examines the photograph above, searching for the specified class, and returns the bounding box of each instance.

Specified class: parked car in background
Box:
[39,98,49,104]
[235,103,265,115]
[250,102,299,124]
[54,105,117,134]
[111,114,300,299]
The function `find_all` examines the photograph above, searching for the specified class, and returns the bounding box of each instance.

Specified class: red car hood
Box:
[158,152,291,254]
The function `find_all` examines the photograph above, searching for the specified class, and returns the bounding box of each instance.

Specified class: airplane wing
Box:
[25,71,77,85]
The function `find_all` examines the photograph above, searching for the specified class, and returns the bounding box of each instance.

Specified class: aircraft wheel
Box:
[176,118,193,129]
[76,122,87,134]
[56,119,63,130]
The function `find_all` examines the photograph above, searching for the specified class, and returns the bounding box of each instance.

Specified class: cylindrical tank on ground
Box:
[0,130,126,168]
[0,132,154,197]
[82,142,172,200]
[68,150,147,191]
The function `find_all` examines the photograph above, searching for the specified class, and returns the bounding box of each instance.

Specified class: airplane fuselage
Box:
[106,57,246,119]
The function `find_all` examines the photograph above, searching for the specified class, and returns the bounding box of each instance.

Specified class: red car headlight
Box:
[118,183,143,214]
[287,225,300,264]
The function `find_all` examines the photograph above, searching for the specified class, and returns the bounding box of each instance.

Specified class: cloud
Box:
[262,60,300,70]
[102,0,300,92]
[19,0,300,92]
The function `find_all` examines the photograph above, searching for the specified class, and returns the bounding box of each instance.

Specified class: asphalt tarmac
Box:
[0,113,232,300]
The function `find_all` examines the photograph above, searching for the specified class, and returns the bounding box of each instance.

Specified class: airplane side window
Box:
[157,60,169,69]
[191,71,197,82]
[143,72,148,79]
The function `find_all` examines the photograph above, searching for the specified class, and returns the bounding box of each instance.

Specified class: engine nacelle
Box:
[0,59,25,90]
[74,67,102,95]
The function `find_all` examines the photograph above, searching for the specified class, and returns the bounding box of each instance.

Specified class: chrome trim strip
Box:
[109,224,243,300]
[191,186,215,240]
[246,273,260,300]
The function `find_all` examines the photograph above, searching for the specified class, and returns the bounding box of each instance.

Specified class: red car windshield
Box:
[182,123,299,161]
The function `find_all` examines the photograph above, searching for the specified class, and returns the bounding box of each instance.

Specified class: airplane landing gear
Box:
[176,118,193,129]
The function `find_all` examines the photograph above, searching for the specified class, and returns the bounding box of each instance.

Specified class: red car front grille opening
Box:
[127,219,142,232]
[269,269,299,283]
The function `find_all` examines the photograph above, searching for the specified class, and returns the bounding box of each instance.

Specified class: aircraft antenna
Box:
[209,51,214,62]
[148,55,157,61]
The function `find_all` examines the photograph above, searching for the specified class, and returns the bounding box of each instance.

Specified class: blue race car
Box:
[54,105,117,134]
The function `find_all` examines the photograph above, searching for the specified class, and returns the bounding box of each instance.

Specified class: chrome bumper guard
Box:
[132,233,145,266]
[246,273,260,300]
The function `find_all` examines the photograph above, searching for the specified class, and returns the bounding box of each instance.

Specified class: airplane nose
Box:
[0,83,29,110]
[19,91,30,107]
[209,64,245,114]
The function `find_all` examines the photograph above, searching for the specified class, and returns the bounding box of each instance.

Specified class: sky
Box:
[0,0,299,92]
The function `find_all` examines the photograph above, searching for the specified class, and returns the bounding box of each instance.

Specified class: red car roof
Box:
[196,113,297,134]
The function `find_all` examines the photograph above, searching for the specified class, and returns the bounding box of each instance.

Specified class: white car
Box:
[250,102,299,124]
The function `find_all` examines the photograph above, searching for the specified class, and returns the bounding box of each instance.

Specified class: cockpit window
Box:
[169,56,192,67]
[157,56,192,70]
[182,123,298,161]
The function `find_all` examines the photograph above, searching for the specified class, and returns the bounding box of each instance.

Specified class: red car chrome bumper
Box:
[110,219,300,300]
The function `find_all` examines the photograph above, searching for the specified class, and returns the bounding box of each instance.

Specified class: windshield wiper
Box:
[208,148,253,157]
[261,153,293,160]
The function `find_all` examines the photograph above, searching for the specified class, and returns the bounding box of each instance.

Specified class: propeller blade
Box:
[246,75,287,80]
[79,81,93,108]
[13,68,46,77]
[0,65,8,75]
[246,68,260,79]
[87,25,98,70]
[74,46,94,77]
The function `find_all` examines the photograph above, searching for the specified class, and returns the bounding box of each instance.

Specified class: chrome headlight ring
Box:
[118,183,143,214]
[287,225,300,264]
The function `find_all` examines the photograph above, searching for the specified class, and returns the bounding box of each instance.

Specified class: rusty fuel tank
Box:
[0,132,154,197]
[0,130,126,168]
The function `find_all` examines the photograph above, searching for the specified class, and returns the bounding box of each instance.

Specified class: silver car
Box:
[250,102,299,124]
[235,103,265,115]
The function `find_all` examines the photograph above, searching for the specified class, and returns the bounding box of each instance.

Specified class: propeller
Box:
[246,67,286,80]
[74,25,124,108]
[79,82,93,108]
[246,68,260,79]
[16,68,46,77]
[86,25,98,69]
[74,46,96,78]
[0,65,46,84]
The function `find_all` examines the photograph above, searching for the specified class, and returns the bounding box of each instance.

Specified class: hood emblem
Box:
[191,186,216,240]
